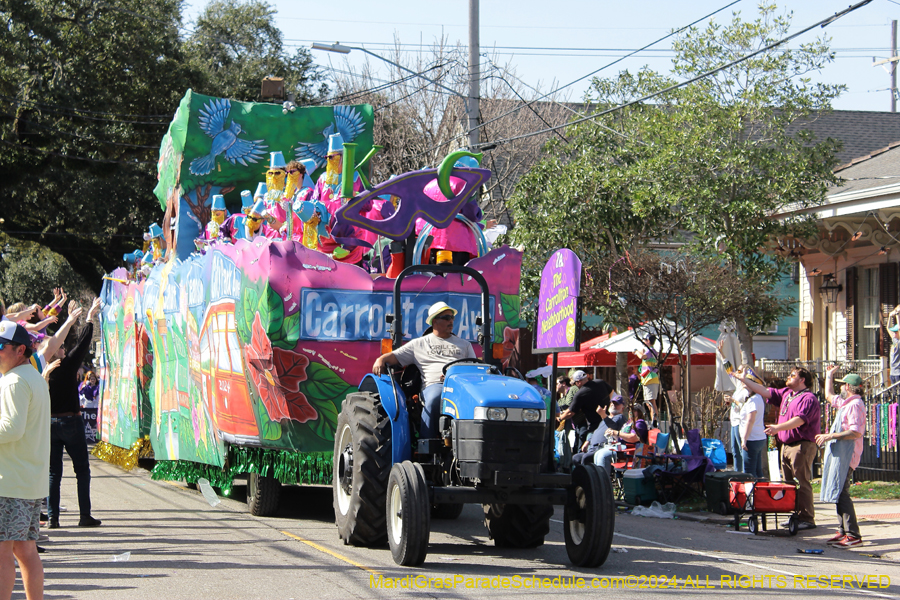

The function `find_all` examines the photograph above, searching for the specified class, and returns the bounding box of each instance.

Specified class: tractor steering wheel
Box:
[504,367,525,380]
[442,357,484,375]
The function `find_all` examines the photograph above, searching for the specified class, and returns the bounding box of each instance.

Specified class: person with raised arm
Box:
[735,366,820,531]
[817,366,865,548]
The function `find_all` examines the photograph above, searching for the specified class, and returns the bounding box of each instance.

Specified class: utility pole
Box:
[468,0,480,149]
[893,20,897,112]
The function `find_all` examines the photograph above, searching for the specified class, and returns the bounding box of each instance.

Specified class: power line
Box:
[411,0,745,159]
[0,139,156,165]
[1,114,160,149]
[0,98,170,126]
[0,94,171,121]
[2,230,139,239]
[321,61,460,105]
[475,0,874,151]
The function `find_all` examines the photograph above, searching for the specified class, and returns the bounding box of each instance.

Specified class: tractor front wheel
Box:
[387,461,431,566]
[564,464,615,567]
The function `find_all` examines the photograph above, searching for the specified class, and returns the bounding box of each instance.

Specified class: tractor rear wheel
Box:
[483,503,553,548]
[431,503,465,520]
[333,392,392,546]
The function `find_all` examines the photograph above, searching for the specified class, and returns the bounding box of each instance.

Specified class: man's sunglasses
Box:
[0,342,20,351]
[285,168,304,175]
[248,216,262,222]
[433,314,455,322]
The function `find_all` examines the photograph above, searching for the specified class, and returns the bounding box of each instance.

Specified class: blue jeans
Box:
[420,383,443,439]
[594,447,617,474]
[48,414,92,521]
[731,424,743,472]
[741,438,767,479]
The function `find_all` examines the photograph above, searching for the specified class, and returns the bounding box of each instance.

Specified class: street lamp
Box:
[312,42,466,101]
[819,273,843,304]
[311,42,480,149]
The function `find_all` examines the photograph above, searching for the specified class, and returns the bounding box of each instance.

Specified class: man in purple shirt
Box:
[738,367,820,530]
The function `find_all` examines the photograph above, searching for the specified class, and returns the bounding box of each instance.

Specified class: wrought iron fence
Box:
[757,359,885,395]
[855,382,900,482]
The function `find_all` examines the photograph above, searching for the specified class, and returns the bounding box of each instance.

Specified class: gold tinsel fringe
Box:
[91,437,154,470]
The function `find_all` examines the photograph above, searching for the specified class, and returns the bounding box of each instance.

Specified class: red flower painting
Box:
[244,313,316,423]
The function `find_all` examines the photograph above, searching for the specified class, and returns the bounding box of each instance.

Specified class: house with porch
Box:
[775,142,900,481]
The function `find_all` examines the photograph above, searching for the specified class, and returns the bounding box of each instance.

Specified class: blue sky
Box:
[185,0,900,112]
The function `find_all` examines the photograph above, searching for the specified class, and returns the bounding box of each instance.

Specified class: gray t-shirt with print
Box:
[393,333,476,387]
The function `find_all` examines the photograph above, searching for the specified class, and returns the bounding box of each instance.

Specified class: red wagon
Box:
[729,481,800,535]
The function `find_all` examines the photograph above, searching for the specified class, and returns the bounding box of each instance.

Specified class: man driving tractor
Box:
[372,302,475,439]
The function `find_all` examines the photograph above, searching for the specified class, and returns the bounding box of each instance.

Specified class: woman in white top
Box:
[734,365,768,478]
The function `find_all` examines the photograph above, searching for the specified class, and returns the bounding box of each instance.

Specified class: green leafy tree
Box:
[0,0,329,300]
[510,3,841,360]
[185,0,328,103]
[0,236,91,307]
[588,248,788,426]
[0,0,193,295]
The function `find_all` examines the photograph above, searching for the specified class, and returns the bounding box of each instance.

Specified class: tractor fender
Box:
[359,373,412,464]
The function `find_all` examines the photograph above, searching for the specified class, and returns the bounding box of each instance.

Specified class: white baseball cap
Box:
[571,370,587,382]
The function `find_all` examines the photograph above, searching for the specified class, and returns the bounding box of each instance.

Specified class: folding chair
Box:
[631,429,668,466]
[609,442,639,500]
[653,428,714,504]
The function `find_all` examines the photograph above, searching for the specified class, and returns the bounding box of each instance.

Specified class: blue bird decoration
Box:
[293,105,365,171]
[189,98,268,176]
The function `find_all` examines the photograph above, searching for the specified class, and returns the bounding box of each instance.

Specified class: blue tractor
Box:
[332,264,615,566]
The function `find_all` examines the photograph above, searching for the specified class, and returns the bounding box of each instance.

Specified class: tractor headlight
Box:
[486,407,508,421]
[521,409,541,423]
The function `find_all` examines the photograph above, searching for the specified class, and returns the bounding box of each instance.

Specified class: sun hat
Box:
[425,302,457,326]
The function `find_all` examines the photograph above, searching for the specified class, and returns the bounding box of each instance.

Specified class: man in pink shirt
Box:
[817,366,866,548]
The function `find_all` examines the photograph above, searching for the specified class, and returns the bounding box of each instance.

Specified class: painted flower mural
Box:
[244,312,315,423]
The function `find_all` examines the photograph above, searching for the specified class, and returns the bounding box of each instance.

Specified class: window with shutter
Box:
[846,267,857,359]
[879,263,898,356]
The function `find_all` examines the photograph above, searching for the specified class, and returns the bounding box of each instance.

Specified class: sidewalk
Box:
[677,496,900,561]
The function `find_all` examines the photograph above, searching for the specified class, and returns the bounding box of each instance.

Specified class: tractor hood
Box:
[441,365,547,421]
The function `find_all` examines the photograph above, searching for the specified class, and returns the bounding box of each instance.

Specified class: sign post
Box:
[533,249,583,452]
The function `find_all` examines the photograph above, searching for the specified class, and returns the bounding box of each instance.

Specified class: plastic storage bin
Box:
[705,471,756,515]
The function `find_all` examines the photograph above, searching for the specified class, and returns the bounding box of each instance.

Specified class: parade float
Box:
[93,90,523,511]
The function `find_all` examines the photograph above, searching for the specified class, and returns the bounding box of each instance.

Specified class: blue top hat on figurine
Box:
[148,223,163,238]
[240,190,253,209]
[250,199,267,216]
[300,159,317,188]
[123,249,144,264]
[254,182,268,199]
[211,194,226,211]
[269,151,286,169]
[454,155,480,169]
[327,133,344,155]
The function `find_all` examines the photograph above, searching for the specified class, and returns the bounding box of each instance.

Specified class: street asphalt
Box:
[18,453,900,600]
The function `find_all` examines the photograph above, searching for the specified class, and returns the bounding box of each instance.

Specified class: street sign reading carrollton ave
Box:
[535,248,582,353]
